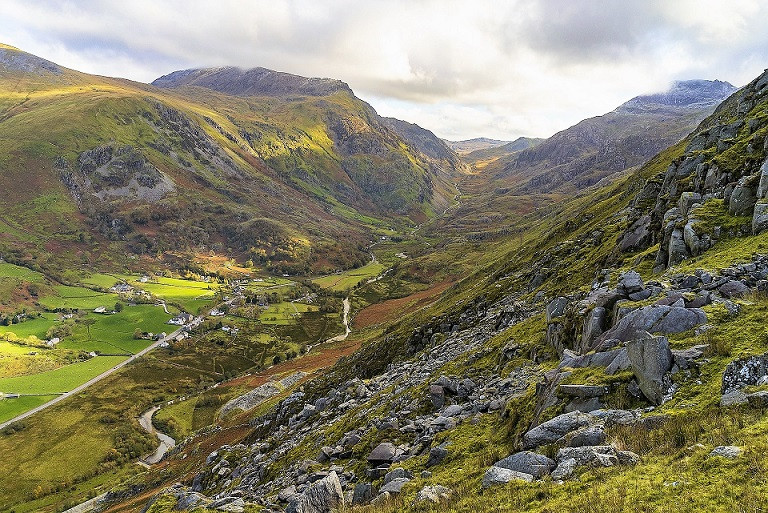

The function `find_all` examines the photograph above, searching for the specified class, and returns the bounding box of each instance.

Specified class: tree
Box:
[114,301,124,313]
[81,318,96,340]
[133,328,143,340]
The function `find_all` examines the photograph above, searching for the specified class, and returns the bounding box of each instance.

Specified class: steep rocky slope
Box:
[84,70,768,513]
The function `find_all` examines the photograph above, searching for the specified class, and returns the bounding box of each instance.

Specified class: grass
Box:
[38,285,114,311]
[0,395,59,423]
[0,313,56,338]
[0,355,126,395]
[258,301,318,325]
[129,276,218,313]
[312,261,387,292]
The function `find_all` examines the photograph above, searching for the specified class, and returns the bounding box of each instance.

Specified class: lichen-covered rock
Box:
[597,306,706,343]
[493,451,555,478]
[753,202,768,234]
[413,485,451,504]
[286,471,345,513]
[626,335,674,405]
[522,411,596,449]
[722,352,768,393]
[481,467,534,488]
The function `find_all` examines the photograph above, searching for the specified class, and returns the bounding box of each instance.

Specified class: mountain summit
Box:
[617,79,737,113]
[152,66,352,97]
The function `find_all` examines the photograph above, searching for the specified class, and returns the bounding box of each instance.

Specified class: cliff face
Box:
[618,71,768,271]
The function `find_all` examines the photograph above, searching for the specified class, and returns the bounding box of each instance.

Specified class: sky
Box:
[1,0,767,141]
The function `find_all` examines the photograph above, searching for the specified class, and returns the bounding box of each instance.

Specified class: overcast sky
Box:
[1,0,767,140]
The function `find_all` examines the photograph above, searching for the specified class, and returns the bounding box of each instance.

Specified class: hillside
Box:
[445,137,513,155]
[0,46,459,277]
[4,42,768,513]
[486,79,737,194]
[22,69,768,513]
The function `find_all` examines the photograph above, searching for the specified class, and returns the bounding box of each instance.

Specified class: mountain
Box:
[381,117,467,176]
[75,67,768,513]
[152,66,352,97]
[488,79,737,193]
[0,46,460,275]
[446,137,512,154]
[461,137,544,165]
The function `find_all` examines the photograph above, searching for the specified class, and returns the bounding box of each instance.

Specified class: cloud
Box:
[1,0,767,140]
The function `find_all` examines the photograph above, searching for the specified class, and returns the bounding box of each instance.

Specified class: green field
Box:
[0,395,60,423]
[0,355,126,395]
[0,262,44,280]
[312,261,387,291]
[0,313,57,339]
[38,285,114,310]
[79,272,132,290]
[259,301,318,325]
[127,276,218,313]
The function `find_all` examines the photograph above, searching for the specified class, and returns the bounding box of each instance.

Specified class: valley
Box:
[2,37,768,513]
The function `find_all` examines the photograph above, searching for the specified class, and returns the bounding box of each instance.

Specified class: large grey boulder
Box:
[580,307,607,352]
[753,202,768,234]
[678,192,702,217]
[481,467,534,488]
[559,348,629,375]
[546,297,570,322]
[618,271,644,294]
[522,411,596,449]
[493,451,556,478]
[379,478,410,494]
[597,306,706,344]
[719,280,750,298]
[286,471,344,513]
[668,228,690,266]
[729,178,758,216]
[757,159,768,198]
[367,442,396,465]
[626,335,674,405]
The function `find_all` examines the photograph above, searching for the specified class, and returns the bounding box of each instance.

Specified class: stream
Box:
[138,405,176,465]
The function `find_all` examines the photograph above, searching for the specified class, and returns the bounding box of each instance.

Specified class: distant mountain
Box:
[152,66,352,97]
[462,137,544,164]
[381,117,466,175]
[617,79,737,113]
[0,45,459,274]
[489,79,737,193]
[445,137,511,154]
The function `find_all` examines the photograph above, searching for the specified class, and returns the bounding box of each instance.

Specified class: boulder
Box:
[678,192,702,217]
[722,352,768,393]
[351,483,374,506]
[563,425,607,447]
[618,271,644,294]
[559,385,609,399]
[710,446,742,459]
[551,458,578,481]
[368,442,396,465]
[619,215,653,252]
[580,307,607,353]
[481,467,534,488]
[668,228,690,266]
[720,390,748,407]
[626,335,674,405]
[413,485,451,505]
[559,348,629,375]
[379,478,410,494]
[753,202,768,234]
[597,306,706,344]
[429,385,445,409]
[426,444,448,467]
[522,411,596,449]
[384,468,413,484]
[719,280,750,298]
[729,179,757,216]
[286,471,345,513]
[546,297,570,322]
[746,390,768,407]
[493,451,555,479]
